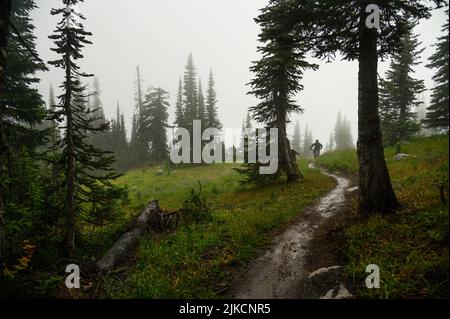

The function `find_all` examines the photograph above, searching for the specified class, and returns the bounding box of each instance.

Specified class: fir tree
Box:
[0,0,45,283]
[48,0,122,256]
[174,77,184,127]
[143,88,169,164]
[303,125,313,158]
[197,79,206,123]
[343,116,354,148]
[0,0,46,152]
[326,131,334,152]
[423,11,449,133]
[206,70,221,129]
[248,1,318,181]
[239,111,255,163]
[48,84,59,142]
[183,53,198,133]
[89,77,110,150]
[129,112,138,166]
[379,21,425,146]
[110,103,128,171]
[131,66,150,165]
[292,120,302,153]
[334,112,354,150]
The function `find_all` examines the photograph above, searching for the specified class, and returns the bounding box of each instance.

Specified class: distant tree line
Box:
[85,54,223,170]
[290,111,354,156]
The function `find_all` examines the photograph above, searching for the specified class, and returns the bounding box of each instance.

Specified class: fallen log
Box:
[96,201,162,273]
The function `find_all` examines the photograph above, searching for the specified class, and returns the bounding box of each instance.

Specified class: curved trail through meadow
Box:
[230,164,353,299]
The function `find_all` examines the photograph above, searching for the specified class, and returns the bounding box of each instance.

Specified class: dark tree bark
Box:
[276,110,301,182]
[0,0,11,291]
[357,6,399,215]
[63,50,76,257]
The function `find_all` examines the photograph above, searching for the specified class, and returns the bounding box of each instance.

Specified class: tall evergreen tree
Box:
[183,53,198,133]
[334,112,354,149]
[326,131,334,152]
[174,77,184,127]
[0,0,8,287]
[303,125,313,158]
[129,112,138,165]
[48,0,122,256]
[248,1,318,181]
[206,70,221,129]
[143,88,169,163]
[197,79,206,123]
[110,103,127,171]
[131,66,150,165]
[89,77,109,150]
[48,83,59,141]
[46,84,61,182]
[343,116,354,148]
[0,0,46,151]
[379,21,425,145]
[423,11,449,133]
[0,0,43,285]
[239,111,255,163]
[334,112,343,149]
[292,120,302,153]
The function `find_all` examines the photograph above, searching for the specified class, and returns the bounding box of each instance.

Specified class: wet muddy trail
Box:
[229,165,357,299]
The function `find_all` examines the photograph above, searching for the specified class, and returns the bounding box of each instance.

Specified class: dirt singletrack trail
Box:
[229,164,356,299]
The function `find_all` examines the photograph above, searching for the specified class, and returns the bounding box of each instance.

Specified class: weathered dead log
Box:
[96,201,161,273]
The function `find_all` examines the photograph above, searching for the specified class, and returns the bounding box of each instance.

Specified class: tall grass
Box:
[316,148,358,173]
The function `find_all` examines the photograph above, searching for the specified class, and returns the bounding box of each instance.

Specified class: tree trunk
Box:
[357,5,399,215]
[63,51,76,257]
[96,201,173,273]
[276,107,302,182]
[0,0,11,293]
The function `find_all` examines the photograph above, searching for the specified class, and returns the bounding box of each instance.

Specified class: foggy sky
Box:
[30,1,448,146]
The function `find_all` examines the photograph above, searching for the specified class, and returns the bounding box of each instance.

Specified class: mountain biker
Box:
[310,140,323,159]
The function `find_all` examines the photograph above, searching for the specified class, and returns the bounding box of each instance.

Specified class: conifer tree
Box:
[248,1,318,181]
[206,70,221,129]
[0,0,46,283]
[48,84,59,141]
[379,21,425,145]
[129,112,138,165]
[197,79,206,123]
[89,77,110,150]
[334,112,354,150]
[131,66,150,165]
[292,120,302,153]
[183,53,198,133]
[343,116,354,148]
[48,0,122,256]
[0,0,46,152]
[423,11,449,133]
[303,125,313,158]
[239,111,255,163]
[174,77,184,127]
[110,103,127,171]
[326,131,334,152]
[143,88,169,163]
